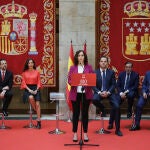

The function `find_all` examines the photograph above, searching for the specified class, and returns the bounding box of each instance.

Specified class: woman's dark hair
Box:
[74,50,88,65]
[23,58,36,72]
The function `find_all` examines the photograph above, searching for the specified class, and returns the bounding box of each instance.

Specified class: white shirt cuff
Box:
[98,91,101,94]
[120,92,124,96]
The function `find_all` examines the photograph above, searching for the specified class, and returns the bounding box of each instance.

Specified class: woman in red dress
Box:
[21,58,42,129]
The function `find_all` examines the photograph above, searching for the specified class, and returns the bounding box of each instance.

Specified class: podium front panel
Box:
[71,73,96,86]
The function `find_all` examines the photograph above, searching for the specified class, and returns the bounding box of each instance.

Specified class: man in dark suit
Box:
[0,59,13,116]
[108,62,139,129]
[130,71,150,131]
[92,56,123,136]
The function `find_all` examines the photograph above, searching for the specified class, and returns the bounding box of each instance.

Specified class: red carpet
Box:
[0,120,149,150]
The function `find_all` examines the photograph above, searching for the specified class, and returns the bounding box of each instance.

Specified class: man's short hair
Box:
[125,61,133,67]
[0,59,6,65]
[99,56,108,62]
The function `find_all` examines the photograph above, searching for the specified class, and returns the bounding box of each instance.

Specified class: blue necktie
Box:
[102,70,106,91]
[124,73,130,90]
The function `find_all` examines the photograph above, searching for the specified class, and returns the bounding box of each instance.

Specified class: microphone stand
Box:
[64,86,99,149]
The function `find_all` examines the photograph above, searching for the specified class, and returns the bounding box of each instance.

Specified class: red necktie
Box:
[2,71,5,81]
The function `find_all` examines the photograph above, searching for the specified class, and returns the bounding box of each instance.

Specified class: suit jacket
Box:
[0,70,13,92]
[93,68,116,100]
[142,71,150,94]
[117,71,139,93]
[68,64,94,101]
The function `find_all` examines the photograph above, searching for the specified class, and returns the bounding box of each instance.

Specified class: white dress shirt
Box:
[77,65,85,93]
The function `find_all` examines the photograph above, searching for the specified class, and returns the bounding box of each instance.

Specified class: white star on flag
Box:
[148,23,150,27]
[137,27,142,32]
[145,27,149,32]
[125,22,130,27]
[129,27,134,32]
[141,22,146,27]
[133,22,138,27]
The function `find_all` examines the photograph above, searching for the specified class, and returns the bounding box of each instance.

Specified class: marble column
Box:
[59,0,96,120]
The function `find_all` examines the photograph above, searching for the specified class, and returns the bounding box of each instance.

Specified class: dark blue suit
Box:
[92,68,121,131]
[135,71,150,126]
[109,71,139,125]
[0,70,13,111]
[118,71,139,111]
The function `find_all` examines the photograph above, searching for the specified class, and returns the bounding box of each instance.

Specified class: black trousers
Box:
[2,90,13,111]
[71,93,91,133]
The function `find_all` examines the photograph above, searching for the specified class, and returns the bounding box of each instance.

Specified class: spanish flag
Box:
[83,40,87,54]
[66,41,74,111]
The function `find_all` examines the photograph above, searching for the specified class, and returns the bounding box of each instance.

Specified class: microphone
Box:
[81,86,85,91]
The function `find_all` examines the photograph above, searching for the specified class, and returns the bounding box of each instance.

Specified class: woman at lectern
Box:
[21,58,42,129]
[68,50,94,142]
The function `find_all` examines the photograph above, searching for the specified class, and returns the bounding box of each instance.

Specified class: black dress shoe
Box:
[115,130,123,136]
[107,124,113,129]
[73,139,78,142]
[129,125,140,131]
[2,110,8,116]
[127,112,132,118]
[36,121,41,129]
[84,138,89,142]
[101,111,106,117]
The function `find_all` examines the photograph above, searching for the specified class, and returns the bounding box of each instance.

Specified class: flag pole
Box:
[65,40,74,122]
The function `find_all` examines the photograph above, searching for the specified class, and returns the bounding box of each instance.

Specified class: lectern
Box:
[49,92,65,134]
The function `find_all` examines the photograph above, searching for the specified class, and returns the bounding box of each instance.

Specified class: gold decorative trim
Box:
[36,0,56,87]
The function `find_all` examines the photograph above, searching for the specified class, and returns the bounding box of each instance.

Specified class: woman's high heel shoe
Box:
[84,133,89,142]
[73,133,78,142]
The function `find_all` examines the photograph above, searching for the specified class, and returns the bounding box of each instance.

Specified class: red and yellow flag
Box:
[66,41,74,111]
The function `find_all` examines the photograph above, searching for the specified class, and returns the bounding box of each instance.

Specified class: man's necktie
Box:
[1,71,5,81]
[102,70,106,91]
[124,73,130,90]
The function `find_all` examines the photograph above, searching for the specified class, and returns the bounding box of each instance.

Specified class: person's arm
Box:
[68,66,74,86]
[108,71,116,94]
[20,73,27,89]
[128,73,139,92]
[116,74,122,94]
[89,65,94,73]
[37,71,42,90]
[142,72,149,94]
[3,71,13,91]
[92,70,101,94]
